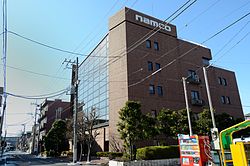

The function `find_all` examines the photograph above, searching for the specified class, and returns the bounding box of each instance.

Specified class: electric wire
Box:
[78,0,198,79]
[179,0,221,32]
[209,30,250,68]
[213,21,250,58]
[6,88,69,100]
[128,11,250,87]
[0,63,70,80]
[7,30,88,57]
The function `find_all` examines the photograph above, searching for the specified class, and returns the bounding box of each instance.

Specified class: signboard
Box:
[135,14,172,32]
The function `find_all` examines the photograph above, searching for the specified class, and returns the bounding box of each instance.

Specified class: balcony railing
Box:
[187,75,200,84]
[191,99,204,106]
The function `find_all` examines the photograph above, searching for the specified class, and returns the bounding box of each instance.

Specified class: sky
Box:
[0,0,250,137]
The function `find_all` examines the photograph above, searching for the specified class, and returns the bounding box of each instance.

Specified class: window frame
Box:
[157,85,163,96]
[191,90,200,100]
[155,63,161,71]
[221,96,226,104]
[154,41,159,50]
[146,40,151,48]
[149,84,155,94]
[148,61,153,71]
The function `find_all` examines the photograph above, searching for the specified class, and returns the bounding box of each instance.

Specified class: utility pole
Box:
[182,77,193,136]
[203,67,220,150]
[31,103,38,154]
[37,107,41,156]
[63,57,79,163]
[0,0,7,150]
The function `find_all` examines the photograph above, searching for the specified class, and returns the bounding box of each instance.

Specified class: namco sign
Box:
[135,14,172,32]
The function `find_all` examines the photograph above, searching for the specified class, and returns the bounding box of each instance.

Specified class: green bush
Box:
[136,146,179,160]
[97,152,123,159]
[46,150,60,157]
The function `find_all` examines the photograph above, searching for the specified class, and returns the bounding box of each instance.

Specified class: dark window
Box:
[148,61,153,71]
[151,110,157,118]
[218,77,222,85]
[202,58,210,66]
[218,77,227,86]
[157,86,163,96]
[226,96,231,104]
[221,96,226,104]
[149,84,155,94]
[188,70,196,78]
[222,78,227,86]
[191,91,199,100]
[154,41,159,50]
[156,63,161,71]
[146,40,151,48]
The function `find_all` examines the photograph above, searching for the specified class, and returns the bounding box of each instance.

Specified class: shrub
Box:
[67,151,73,157]
[46,150,60,157]
[136,145,179,160]
[97,152,123,159]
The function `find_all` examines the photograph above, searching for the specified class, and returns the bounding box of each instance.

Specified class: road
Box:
[1,151,72,166]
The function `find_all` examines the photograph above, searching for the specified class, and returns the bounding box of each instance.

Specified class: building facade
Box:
[37,99,71,152]
[77,7,244,151]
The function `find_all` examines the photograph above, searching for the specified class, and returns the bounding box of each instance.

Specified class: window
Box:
[222,78,227,86]
[156,63,161,71]
[148,61,153,71]
[226,96,231,104]
[56,107,62,119]
[151,110,157,118]
[202,58,210,66]
[149,84,155,94]
[191,91,199,100]
[221,96,226,104]
[188,70,196,78]
[157,86,163,96]
[146,40,151,48]
[218,77,222,85]
[218,77,227,86]
[154,41,159,50]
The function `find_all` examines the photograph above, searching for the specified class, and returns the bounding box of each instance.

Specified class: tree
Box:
[117,101,144,150]
[45,120,68,156]
[157,109,174,138]
[117,101,157,160]
[170,109,191,137]
[84,107,100,163]
[141,114,158,139]
[66,111,86,161]
[195,109,212,135]
[215,113,238,132]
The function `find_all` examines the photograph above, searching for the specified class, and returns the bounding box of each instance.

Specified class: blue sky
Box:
[0,0,250,136]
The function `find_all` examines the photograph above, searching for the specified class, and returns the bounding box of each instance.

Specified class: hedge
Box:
[96,152,123,159]
[136,145,179,160]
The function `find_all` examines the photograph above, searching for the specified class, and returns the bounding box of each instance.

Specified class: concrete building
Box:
[76,7,244,151]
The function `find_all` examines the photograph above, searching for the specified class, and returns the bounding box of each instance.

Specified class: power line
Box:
[179,0,221,32]
[79,0,198,80]
[209,31,250,67]
[7,30,88,57]
[128,11,250,87]
[6,87,69,100]
[0,63,70,80]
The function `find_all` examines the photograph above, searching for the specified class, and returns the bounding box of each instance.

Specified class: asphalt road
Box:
[1,151,71,166]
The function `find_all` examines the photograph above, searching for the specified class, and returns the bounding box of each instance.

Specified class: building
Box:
[37,99,71,152]
[76,7,244,151]
[17,132,32,152]
[245,113,250,120]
